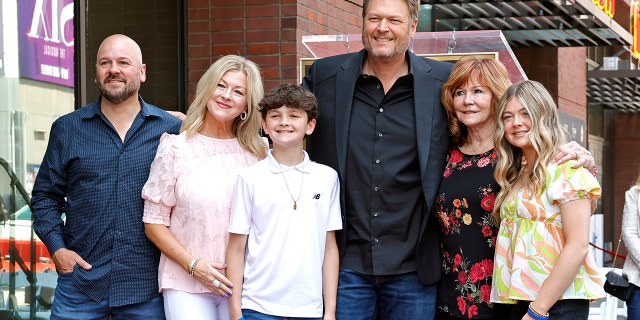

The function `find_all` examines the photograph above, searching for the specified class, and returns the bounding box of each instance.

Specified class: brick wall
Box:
[513,47,559,94]
[557,47,587,118]
[186,0,362,102]
[611,113,640,255]
[85,0,181,109]
[513,47,588,119]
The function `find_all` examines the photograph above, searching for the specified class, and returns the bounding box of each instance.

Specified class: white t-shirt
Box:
[229,150,342,317]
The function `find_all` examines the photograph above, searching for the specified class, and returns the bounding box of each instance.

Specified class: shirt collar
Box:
[358,49,415,76]
[267,149,311,174]
[80,95,163,119]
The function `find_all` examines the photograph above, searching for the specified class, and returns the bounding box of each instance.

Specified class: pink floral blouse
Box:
[142,132,264,293]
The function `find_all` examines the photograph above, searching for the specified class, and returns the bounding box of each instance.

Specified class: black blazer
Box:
[302,49,453,285]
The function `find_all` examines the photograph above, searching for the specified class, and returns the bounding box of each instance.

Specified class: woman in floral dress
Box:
[433,57,595,320]
[433,57,511,320]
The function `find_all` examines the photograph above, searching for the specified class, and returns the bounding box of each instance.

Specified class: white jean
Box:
[163,288,229,320]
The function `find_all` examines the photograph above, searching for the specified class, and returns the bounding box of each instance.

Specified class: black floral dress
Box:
[432,146,500,319]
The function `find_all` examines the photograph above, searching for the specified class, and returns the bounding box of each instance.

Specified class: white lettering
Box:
[28,0,50,41]
[50,0,60,43]
[41,64,51,76]
[43,45,59,57]
[60,68,69,80]
[40,64,61,78]
[28,0,73,45]
[60,3,74,46]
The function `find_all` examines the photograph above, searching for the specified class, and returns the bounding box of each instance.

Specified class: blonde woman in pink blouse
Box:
[141,55,268,320]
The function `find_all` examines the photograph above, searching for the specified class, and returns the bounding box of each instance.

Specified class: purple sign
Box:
[18,0,74,87]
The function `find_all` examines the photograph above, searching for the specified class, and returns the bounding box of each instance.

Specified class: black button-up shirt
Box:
[341,71,426,275]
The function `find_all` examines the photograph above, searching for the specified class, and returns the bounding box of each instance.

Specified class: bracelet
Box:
[188,258,201,277]
[527,303,549,320]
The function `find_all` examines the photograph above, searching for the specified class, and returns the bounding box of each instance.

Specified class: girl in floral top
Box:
[491,80,604,320]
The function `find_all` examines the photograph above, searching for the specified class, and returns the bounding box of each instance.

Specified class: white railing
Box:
[589,267,628,320]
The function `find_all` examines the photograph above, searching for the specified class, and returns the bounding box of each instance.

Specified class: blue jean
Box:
[51,272,165,320]
[626,285,640,320]
[242,309,322,320]
[335,269,437,320]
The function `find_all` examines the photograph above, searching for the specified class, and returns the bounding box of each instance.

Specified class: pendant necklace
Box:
[278,162,305,210]
[465,138,492,155]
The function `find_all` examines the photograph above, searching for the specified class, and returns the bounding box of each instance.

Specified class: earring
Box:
[240,111,248,120]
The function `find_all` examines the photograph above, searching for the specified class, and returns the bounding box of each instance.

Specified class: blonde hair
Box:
[493,80,566,217]
[441,56,512,145]
[181,55,267,159]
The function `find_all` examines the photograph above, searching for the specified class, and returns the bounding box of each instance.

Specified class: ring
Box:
[212,279,221,288]
[574,152,579,160]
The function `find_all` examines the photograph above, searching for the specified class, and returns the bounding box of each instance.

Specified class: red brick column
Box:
[186,0,362,102]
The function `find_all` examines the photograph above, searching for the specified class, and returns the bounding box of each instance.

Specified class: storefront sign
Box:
[18,0,74,87]
[593,0,615,17]
[632,1,640,56]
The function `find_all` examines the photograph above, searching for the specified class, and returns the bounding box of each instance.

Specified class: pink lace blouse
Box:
[142,132,264,293]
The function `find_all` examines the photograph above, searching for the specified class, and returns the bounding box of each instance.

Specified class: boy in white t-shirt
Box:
[226,84,342,320]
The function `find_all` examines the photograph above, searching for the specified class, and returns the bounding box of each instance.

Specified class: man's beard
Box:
[97,75,139,104]
[362,30,411,63]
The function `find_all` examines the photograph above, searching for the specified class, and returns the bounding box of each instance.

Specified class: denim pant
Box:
[242,309,322,320]
[51,272,165,320]
[626,285,640,320]
[335,268,437,320]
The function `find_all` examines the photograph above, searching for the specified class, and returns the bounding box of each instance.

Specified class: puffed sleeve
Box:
[546,161,601,206]
[141,133,179,226]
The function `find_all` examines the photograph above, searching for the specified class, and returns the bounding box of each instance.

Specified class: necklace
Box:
[278,162,305,210]
[465,139,492,155]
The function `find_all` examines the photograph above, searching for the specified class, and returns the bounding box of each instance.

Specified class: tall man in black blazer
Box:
[302,0,452,319]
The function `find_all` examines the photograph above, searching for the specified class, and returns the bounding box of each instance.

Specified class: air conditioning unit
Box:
[602,57,619,70]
